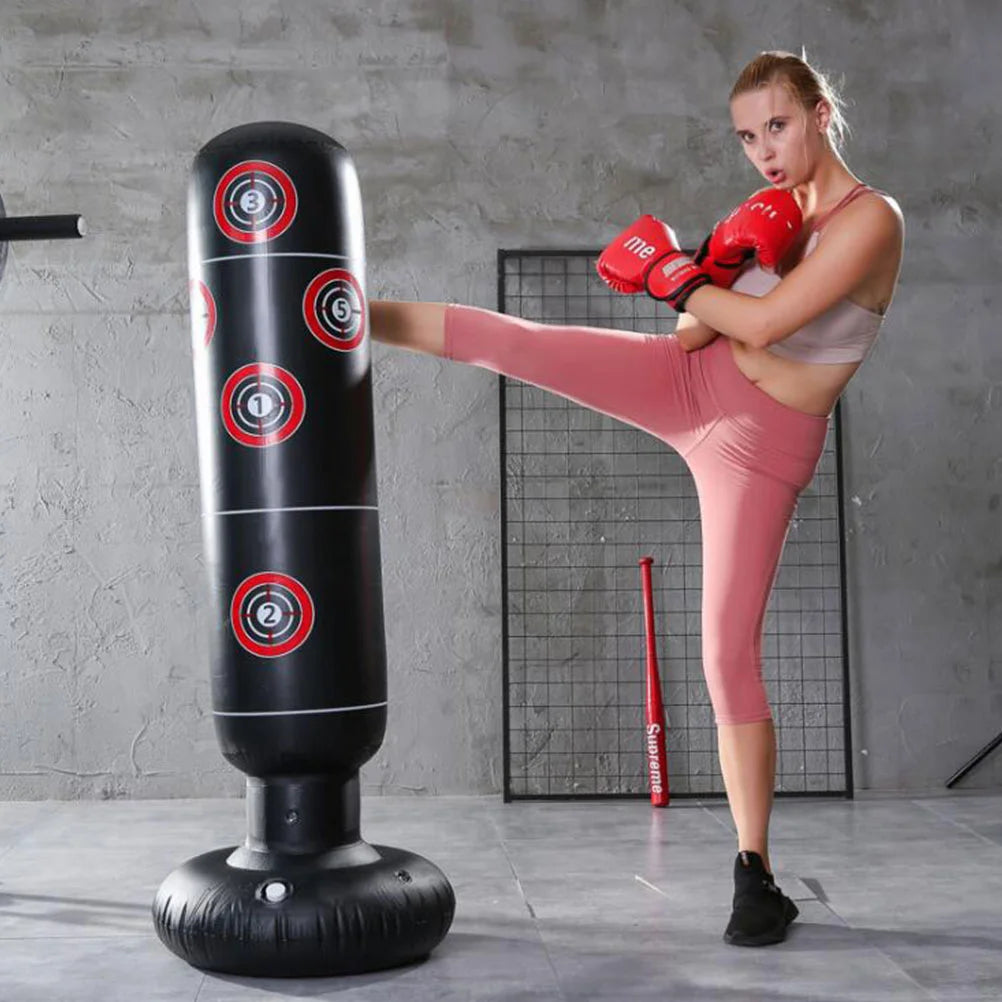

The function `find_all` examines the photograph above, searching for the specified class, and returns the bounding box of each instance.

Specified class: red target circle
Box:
[221,363,306,448]
[213,160,298,244]
[189,279,217,347]
[303,268,366,351]
[230,571,315,658]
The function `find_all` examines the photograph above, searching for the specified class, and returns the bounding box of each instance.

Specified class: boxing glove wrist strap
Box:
[644,251,712,311]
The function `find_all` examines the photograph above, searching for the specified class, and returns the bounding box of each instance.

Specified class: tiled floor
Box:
[0,791,999,1000]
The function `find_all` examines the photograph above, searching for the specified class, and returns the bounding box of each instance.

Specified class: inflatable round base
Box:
[152,841,455,978]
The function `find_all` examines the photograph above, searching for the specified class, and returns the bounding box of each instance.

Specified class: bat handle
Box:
[639,556,657,643]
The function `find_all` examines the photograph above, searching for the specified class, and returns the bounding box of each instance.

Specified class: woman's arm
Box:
[673,311,720,352]
[682,196,902,349]
[370,300,447,356]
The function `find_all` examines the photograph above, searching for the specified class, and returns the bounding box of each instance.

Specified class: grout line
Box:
[493,821,569,1002]
[911,798,1002,850]
[0,802,74,866]
[192,971,208,1002]
[0,933,155,941]
[699,802,736,837]
[801,850,948,1002]
[783,890,942,1001]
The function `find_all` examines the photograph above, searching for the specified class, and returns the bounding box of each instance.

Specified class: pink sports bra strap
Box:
[810,183,876,234]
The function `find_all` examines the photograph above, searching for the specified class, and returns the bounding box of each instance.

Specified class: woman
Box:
[370,51,904,947]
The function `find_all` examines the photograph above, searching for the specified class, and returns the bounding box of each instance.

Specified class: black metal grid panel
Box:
[498,250,853,802]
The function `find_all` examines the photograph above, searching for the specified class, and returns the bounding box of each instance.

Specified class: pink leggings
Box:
[443,304,830,726]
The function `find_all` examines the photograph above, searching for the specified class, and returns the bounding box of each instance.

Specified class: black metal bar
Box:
[833,399,855,799]
[498,248,513,803]
[506,789,849,803]
[0,214,86,241]
[946,730,1002,788]
[497,247,595,257]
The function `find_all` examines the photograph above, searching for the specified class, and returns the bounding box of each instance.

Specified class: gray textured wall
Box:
[0,0,997,798]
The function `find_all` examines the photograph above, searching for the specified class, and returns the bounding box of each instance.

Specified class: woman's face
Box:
[730,82,826,189]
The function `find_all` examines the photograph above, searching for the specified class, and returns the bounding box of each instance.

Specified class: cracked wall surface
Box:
[0,1,998,797]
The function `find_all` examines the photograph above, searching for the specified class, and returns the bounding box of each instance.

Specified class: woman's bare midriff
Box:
[728,338,859,417]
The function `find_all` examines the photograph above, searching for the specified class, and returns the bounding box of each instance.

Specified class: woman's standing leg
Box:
[686,436,808,944]
[716,721,778,870]
[686,444,802,872]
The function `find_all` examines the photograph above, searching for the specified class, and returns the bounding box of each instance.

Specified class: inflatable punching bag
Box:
[153,122,455,978]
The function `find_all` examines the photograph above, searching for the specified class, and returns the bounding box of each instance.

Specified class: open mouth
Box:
[766,168,786,183]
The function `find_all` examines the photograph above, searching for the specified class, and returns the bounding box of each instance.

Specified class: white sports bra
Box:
[730,184,887,365]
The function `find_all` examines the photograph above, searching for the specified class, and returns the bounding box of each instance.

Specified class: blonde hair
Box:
[730,49,851,156]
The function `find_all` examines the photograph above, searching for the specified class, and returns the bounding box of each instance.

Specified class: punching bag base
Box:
[152,842,455,978]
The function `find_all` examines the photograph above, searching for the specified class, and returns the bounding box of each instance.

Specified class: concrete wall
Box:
[0,0,997,798]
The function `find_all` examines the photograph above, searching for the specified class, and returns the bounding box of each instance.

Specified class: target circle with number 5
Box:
[303,268,366,351]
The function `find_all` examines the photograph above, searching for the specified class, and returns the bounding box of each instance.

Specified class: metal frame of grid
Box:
[498,249,854,802]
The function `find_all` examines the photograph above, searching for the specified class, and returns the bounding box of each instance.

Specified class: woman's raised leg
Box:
[370,300,447,356]
[375,301,716,454]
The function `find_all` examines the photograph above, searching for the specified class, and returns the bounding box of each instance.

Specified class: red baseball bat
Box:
[639,556,670,807]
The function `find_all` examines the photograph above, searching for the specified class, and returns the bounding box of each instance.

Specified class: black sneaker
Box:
[723,850,799,947]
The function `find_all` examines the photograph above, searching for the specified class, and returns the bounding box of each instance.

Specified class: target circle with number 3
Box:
[213,160,298,243]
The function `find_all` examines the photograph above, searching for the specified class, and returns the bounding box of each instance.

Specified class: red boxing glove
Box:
[694,188,803,286]
[596,214,665,293]
[596,214,711,311]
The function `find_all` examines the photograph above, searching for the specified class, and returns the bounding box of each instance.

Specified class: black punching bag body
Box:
[153,122,455,977]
